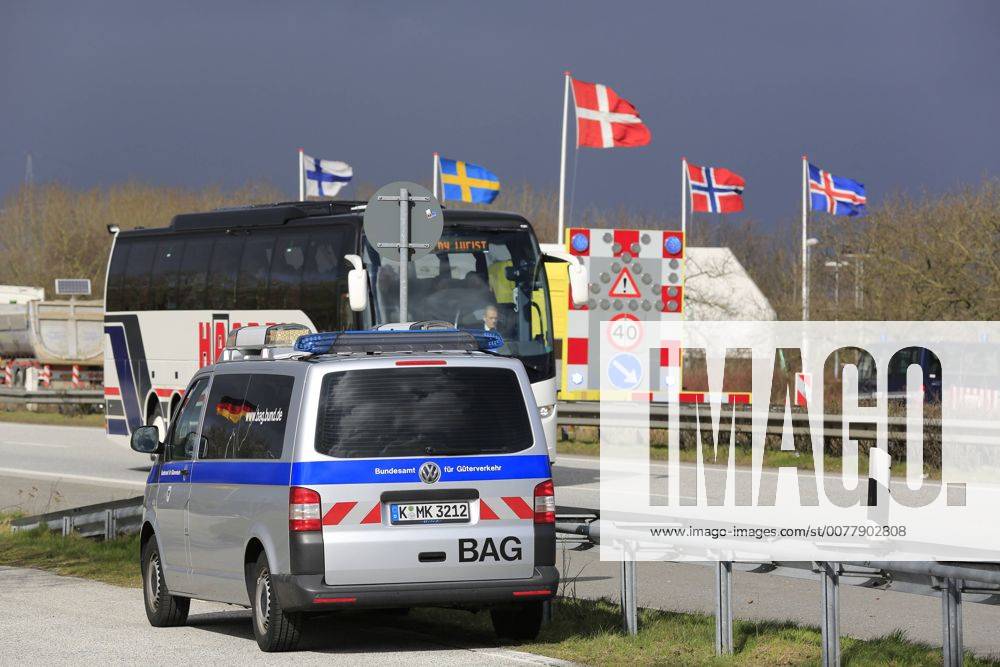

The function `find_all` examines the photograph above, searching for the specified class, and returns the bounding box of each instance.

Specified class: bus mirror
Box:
[345,254,368,312]
[568,264,588,306]
[540,244,588,307]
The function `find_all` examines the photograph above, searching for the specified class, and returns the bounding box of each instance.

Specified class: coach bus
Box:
[102,200,585,460]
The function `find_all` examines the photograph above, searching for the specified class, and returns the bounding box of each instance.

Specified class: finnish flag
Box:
[304,153,352,198]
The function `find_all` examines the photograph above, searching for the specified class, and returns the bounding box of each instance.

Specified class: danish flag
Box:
[571,77,651,149]
[687,162,746,213]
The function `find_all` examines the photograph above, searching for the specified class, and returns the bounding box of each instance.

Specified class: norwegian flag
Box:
[572,77,651,148]
[687,162,745,213]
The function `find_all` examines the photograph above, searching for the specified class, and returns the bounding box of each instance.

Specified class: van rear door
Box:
[301,362,550,586]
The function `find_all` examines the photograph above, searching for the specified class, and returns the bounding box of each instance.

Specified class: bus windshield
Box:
[365,227,554,383]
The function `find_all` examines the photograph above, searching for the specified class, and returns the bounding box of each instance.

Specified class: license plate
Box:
[390,501,470,525]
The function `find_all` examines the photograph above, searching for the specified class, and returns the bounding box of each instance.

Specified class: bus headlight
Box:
[538,404,555,419]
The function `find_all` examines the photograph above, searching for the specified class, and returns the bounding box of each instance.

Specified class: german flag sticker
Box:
[216,396,256,424]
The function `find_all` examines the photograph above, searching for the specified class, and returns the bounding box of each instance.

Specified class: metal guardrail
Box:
[9,491,995,664]
[10,496,143,539]
[554,516,999,667]
[0,387,103,406]
[556,400,936,438]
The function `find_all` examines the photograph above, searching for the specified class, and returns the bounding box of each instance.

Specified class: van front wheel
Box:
[490,600,544,641]
[250,553,303,652]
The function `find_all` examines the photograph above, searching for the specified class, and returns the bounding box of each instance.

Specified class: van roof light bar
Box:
[294,329,503,355]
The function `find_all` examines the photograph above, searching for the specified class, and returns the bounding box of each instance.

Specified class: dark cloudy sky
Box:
[2,1,998,228]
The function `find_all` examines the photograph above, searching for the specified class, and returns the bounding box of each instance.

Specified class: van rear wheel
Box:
[249,552,303,652]
[490,600,544,641]
[141,539,189,627]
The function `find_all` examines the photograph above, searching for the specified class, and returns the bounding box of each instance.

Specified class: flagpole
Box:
[557,71,571,244]
[801,154,809,321]
[298,148,305,201]
[433,152,440,199]
[681,157,688,240]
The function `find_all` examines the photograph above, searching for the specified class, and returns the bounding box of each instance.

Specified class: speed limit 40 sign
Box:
[607,313,643,351]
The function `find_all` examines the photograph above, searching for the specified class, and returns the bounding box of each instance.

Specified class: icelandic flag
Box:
[304,153,352,198]
[439,158,500,204]
[809,164,866,216]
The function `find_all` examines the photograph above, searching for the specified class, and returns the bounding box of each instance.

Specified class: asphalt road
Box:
[2,422,1000,657]
[0,567,563,665]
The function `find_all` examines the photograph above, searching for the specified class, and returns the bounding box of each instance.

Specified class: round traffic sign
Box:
[607,313,643,351]
[363,181,443,261]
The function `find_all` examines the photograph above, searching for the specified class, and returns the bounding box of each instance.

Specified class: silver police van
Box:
[130,324,558,652]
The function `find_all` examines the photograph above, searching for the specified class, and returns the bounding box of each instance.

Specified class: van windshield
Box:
[314,366,534,458]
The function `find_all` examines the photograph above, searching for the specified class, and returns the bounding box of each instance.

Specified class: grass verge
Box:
[0,409,104,428]
[405,599,997,666]
[0,515,139,587]
[1,516,993,665]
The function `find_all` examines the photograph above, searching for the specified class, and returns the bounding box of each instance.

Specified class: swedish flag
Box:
[439,157,500,204]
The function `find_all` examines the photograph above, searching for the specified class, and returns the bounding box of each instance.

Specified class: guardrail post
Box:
[61,515,71,537]
[104,509,115,540]
[620,558,638,636]
[820,562,841,667]
[941,577,963,667]
[714,561,734,655]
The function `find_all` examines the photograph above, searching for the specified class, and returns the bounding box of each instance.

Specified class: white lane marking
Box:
[0,440,68,449]
[0,422,104,434]
[0,467,145,489]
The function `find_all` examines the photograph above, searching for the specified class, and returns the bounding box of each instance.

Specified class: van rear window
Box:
[314,367,533,458]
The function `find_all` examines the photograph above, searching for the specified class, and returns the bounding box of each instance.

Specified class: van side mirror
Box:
[130,425,162,455]
[345,254,369,312]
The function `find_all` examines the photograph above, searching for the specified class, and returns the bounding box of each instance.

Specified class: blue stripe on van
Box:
[192,461,292,486]
[291,455,551,486]
[144,456,550,487]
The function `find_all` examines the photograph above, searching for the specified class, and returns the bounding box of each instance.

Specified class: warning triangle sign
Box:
[609,267,641,298]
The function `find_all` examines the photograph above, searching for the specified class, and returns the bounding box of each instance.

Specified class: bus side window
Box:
[150,239,183,310]
[268,232,307,310]
[122,239,156,311]
[105,239,130,311]
[237,233,277,310]
[176,236,213,310]
[207,234,245,310]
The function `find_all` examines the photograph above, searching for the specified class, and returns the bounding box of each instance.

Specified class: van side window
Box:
[166,378,209,462]
[236,375,294,459]
[201,374,252,460]
[201,374,293,460]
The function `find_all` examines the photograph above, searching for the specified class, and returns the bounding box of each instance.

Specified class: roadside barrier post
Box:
[71,364,81,389]
[104,509,116,540]
[820,562,841,666]
[941,577,963,667]
[714,561,734,655]
[61,516,71,537]
[620,558,638,636]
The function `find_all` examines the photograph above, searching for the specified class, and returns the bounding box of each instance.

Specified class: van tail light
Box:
[289,486,322,532]
[533,479,556,524]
